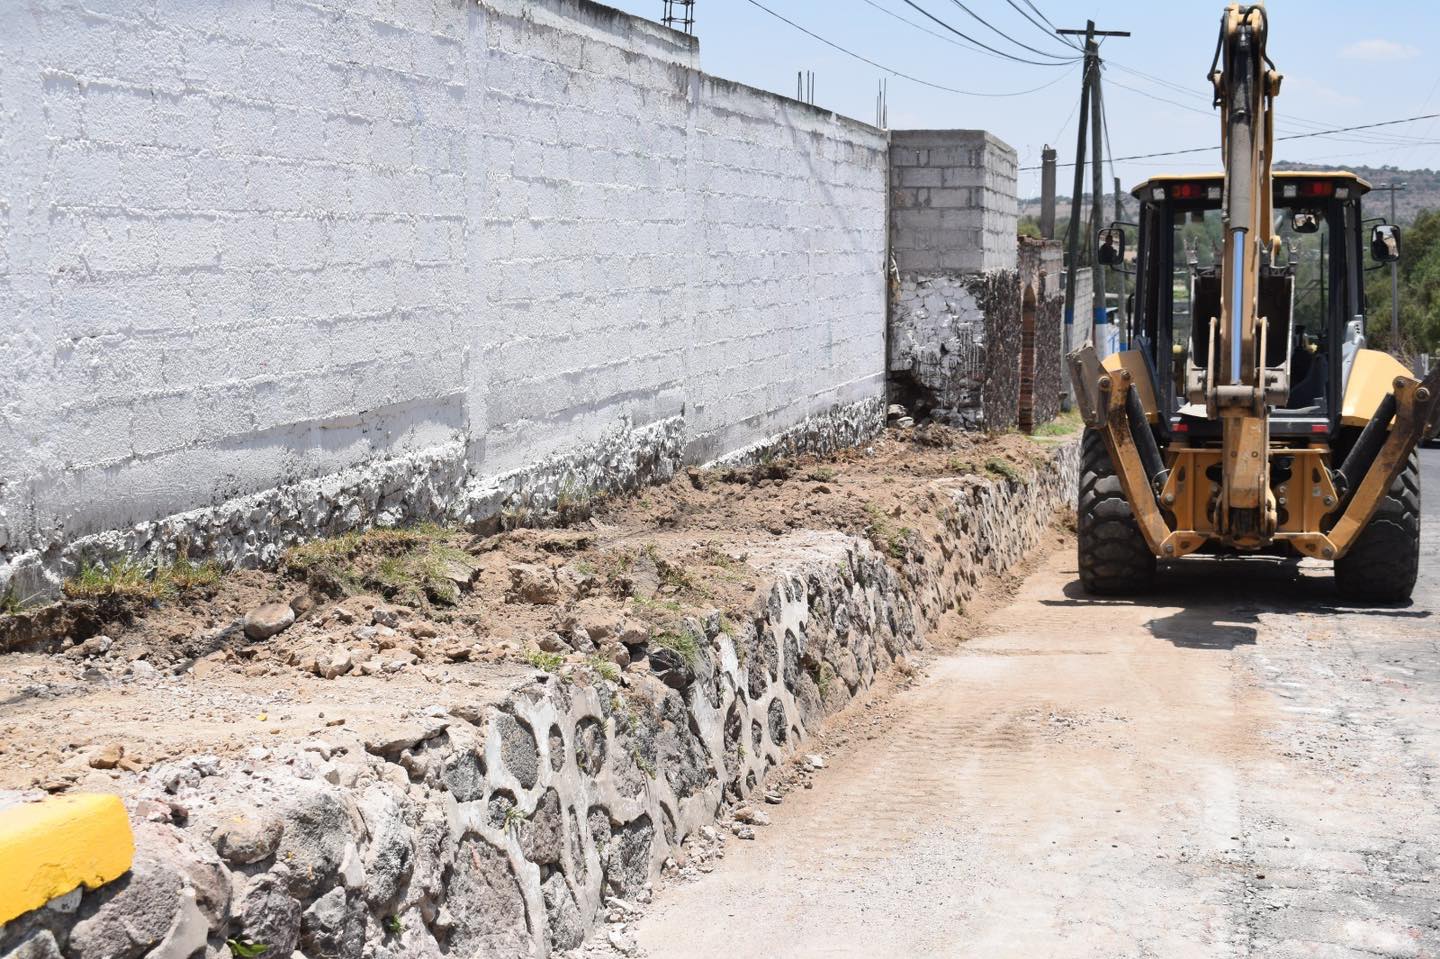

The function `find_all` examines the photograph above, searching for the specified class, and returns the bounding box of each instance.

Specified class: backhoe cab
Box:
[1069,4,1440,602]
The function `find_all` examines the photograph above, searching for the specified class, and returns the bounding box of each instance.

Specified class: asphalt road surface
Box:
[632,446,1440,958]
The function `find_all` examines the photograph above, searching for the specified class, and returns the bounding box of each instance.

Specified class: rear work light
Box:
[1166,182,1222,201]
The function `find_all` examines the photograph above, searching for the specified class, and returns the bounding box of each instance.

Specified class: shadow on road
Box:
[1041,557,1431,650]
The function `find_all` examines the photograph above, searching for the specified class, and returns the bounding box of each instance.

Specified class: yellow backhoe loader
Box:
[1069,3,1440,602]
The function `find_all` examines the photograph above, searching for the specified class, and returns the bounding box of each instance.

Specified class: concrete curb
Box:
[0,795,133,925]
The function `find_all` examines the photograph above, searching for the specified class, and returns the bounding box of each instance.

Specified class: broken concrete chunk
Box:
[67,838,184,958]
[363,719,448,759]
[733,807,771,826]
[567,599,624,641]
[236,871,302,958]
[617,621,650,647]
[210,807,284,866]
[146,885,208,959]
[317,648,353,680]
[441,553,481,591]
[243,602,295,640]
[88,741,125,769]
[600,640,631,669]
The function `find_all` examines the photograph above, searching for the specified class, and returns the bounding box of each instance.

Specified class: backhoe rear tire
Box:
[1077,428,1157,595]
[1334,453,1421,604]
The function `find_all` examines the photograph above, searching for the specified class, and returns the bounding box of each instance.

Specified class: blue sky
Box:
[602,0,1440,197]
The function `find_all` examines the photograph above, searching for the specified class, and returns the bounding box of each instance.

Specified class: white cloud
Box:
[1284,75,1362,107]
[1339,39,1420,61]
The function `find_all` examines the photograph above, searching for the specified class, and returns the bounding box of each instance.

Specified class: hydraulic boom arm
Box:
[1208,3,1284,547]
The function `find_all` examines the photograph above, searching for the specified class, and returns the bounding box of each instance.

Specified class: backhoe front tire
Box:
[1077,429,1157,595]
[1334,453,1421,604]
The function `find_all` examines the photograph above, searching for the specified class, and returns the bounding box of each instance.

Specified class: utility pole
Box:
[1057,20,1129,358]
[1060,50,1090,350]
[1089,50,1107,351]
[1113,174,1127,340]
[1040,146,1057,239]
[1376,181,1406,350]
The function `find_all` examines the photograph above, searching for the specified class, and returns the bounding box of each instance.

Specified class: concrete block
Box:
[0,795,135,925]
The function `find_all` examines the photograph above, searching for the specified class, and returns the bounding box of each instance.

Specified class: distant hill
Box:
[1021,163,1440,229]
[1273,163,1440,225]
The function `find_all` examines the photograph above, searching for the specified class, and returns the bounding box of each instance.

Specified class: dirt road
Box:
[632,447,1440,958]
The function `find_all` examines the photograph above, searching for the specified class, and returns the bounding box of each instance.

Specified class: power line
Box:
[895,0,1080,66]
[1021,111,1440,169]
[1103,58,1435,146]
[1005,0,1075,49]
[1048,58,1093,145]
[1105,73,1435,149]
[1021,0,1066,37]
[743,0,1080,96]
[940,0,1079,62]
[854,0,1041,64]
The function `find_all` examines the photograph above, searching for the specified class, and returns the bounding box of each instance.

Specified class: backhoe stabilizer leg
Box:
[1077,354,1175,555]
[1327,365,1440,558]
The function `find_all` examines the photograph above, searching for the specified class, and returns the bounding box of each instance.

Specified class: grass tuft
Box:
[587,656,620,683]
[63,554,222,607]
[651,629,700,668]
[1030,409,1084,438]
[281,524,469,608]
[985,457,1025,483]
[526,649,565,673]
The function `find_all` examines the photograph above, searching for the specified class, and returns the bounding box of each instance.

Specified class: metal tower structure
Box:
[661,0,694,35]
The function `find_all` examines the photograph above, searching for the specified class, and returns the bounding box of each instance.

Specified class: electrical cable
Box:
[1007,0,1077,51]
[743,0,1080,96]
[1020,0,1066,37]
[1021,112,1440,169]
[894,0,1080,66]
[854,0,1036,64]
[1104,58,1434,145]
[938,0,1081,62]
[1048,58,1092,146]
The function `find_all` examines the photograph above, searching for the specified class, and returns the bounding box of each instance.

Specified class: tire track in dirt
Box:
[626,450,1440,958]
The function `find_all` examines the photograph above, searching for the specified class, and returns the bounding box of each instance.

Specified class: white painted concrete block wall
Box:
[1,0,476,566]
[0,0,889,587]
[686,77,888,461]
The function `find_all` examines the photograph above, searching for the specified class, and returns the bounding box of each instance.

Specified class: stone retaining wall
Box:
[0,440,1079,959]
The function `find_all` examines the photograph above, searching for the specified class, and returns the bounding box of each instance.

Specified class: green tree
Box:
[1364,208,1440,356]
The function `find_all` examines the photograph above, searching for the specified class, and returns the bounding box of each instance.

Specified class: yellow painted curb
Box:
[0,793,134,924]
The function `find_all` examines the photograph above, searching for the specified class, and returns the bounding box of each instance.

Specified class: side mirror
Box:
[1291,211,1320,234]
[1371,224,1401,263]
[1097,227,1124,266]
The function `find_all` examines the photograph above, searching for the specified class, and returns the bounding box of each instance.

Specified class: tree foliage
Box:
[1364,207,1440,356]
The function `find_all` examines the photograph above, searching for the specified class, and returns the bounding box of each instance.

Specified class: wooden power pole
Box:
[1057,21,1129,357]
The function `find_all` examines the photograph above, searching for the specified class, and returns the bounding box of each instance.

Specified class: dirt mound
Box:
[0,424,1073,791]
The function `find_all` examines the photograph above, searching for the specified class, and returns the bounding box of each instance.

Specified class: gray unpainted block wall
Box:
[889,130,1018,274]
[887,129,1020,426]
[0,0,889,592]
